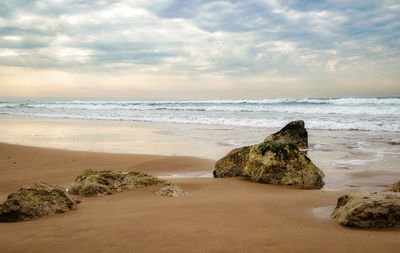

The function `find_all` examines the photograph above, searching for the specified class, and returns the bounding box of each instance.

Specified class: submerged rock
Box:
[213,141,324,189]
[332,192,400,228]
[70,169,184,197]
[264,120,308,149]
[0,182,77,222]
[156,183,187,198]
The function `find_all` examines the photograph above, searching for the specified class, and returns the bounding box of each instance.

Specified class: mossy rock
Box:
[70,169,172,196]
[264,120,308,149]
[0,182,77,222]
[213,146,251,178]
[213,141,324,189]
[124,172,165,189]
[243,142,324,188]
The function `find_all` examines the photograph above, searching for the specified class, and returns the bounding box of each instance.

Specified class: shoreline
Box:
[0,143,399,252]
[1,116,400,191]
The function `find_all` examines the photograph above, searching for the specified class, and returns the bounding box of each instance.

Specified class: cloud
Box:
[0,0,399,97]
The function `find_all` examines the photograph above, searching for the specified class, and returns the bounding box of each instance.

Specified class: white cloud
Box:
[0,49,22,56]
[0,0,399,97]
[2,36,22,41]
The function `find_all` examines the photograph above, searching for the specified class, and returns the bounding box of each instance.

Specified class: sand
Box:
[0,143,399,253]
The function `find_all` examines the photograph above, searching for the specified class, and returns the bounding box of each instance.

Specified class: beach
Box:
[1,142,400,253]
[1,98,400,252]
[2,0,400,251]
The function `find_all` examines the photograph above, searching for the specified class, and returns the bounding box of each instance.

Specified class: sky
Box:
[0,0,399,99]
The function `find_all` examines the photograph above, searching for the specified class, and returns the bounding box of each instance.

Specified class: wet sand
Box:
[1,143,399,253]
[1,116,400,191]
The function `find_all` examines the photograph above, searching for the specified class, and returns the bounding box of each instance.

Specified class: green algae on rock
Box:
[70,169,185,197]
[0,182,77,222]
[213,141,324,189]
[213,146,251,178]
[244,142,324,188]
[264,120,308,149]
[332,192,400,228]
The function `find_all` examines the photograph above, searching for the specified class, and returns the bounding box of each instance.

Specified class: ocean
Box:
[0,97,399,191]
[1,97,399,132]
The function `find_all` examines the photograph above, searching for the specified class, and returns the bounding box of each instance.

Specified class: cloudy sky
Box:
[0,0,399,98]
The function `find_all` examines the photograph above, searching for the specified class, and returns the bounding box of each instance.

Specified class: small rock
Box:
[156,183,187,198]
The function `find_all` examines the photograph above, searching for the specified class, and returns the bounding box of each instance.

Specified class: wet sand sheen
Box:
[0,143,399,253]
[1,116,400,191]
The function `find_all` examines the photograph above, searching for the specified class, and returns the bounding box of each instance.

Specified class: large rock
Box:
[0,182,77,222]
[264,120,308,149]
[70,169,184,197]
[213,141,325,189]
[243,142,324,188]
[332,192,400,228]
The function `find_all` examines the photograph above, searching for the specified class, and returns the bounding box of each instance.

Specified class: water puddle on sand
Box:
[158,172,213,179]
[312,205,335,219]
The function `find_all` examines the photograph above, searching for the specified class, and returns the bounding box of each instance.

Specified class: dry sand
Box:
[0,143,399,253]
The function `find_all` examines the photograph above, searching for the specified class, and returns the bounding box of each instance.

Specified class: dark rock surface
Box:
[213,146,250,178]
[264,120,308,149]
[243,142,324,188]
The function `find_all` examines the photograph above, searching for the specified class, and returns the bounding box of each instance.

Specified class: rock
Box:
[69,169,183,197]
[243,142,324,188]
[0,182,77,222]
[213,146,251,178]
[382,181,400,192]
[332,192,400,228]
[213,120,324,188]
[264,120,308,149]
[156,183,187,198]
[213,141,324,189]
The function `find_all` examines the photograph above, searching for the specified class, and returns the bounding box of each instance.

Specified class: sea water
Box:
[0,97,399,132]
[0,97,399,190]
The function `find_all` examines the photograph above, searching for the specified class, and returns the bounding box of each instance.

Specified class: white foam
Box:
[1,97,399,132]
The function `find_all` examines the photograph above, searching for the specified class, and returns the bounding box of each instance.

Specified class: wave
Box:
[62,97,400,105]
[1,97,399,132]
